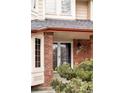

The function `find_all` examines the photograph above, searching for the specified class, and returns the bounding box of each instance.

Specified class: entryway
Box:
[53,42,72,70]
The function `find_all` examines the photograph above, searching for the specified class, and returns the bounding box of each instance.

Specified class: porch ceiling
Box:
[54,32,92,41]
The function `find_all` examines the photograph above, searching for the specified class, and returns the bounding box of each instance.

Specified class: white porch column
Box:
[57,43,61,67]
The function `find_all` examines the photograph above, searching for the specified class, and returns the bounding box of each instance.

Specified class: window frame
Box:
[35,38,41,68]
[45,0,57,15]
[45,0,76,19]
[32,33,44,73]
[61,0,72,16]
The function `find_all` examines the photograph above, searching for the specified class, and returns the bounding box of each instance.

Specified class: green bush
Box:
[52,58,93,93]
[51,79,66,93]
[64,78,83,93]
[56,58,93,81]
[78,59,93,71]
[51,78,93,93]
[66,78,93,93]
[74,68,92,81]
[76,59,93,81]
[56,64,76,80]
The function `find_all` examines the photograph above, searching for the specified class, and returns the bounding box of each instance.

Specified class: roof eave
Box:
[31,27,93,33]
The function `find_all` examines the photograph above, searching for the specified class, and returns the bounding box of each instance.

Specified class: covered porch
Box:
[31,19,93,87]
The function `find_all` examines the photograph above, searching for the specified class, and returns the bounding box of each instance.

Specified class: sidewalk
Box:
[31,89,55,93]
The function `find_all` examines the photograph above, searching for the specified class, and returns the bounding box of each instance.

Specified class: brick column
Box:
[42,32,54,87]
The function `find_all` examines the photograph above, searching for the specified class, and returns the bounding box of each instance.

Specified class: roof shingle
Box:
[31,19,93,30]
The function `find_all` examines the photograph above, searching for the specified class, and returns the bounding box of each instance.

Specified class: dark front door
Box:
[53,42,71,70]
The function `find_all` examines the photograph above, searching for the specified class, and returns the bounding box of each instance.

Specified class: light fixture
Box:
[77,40,84,49]
[90,35,93,40]
[76,40,84,54]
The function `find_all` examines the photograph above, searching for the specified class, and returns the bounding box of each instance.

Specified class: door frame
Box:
[53,41,73,68]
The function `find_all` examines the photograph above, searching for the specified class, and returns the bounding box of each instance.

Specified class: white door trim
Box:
[54,41,73,68]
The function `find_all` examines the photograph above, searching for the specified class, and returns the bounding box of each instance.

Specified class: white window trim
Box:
[31,33,44,86]
[45,0,76,20]
[31,33,44,73]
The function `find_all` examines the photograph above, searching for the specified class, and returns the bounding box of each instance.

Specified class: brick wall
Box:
[42,32,54,87]
[73,39,93,65]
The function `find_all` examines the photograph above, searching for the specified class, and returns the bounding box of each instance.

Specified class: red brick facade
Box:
[42,32,54,87]
[73,39,93,65]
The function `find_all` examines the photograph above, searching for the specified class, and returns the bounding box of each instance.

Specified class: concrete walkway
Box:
[31,89,55,93]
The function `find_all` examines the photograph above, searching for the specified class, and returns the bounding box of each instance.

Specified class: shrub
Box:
[76,59,93,81]
[64,78,83,93]
[75,68,92,81]
[52,58,93,93]
[51,78,93,93]
[56,64,76,80]
[78,59,93,71]
[56,58,93,81]
[51,79,66,93]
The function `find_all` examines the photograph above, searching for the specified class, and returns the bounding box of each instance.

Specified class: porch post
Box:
[42,32,53,87]
[57,42,61,67]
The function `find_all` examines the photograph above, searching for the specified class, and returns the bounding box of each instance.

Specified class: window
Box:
[45,0,56,14]
[45,0,73,16]
[61,0,71,15]
[35,38,41,67]
[32,0,36,9]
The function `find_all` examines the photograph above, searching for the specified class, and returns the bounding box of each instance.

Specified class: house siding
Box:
[73,39,93,64]
[31,0,44,20]
[31,0,92,20]
[87,1,90,19]
[76,0,88,20]
[37,0,44,20]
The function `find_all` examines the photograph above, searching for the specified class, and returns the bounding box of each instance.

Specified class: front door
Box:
[53,42,72,70]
